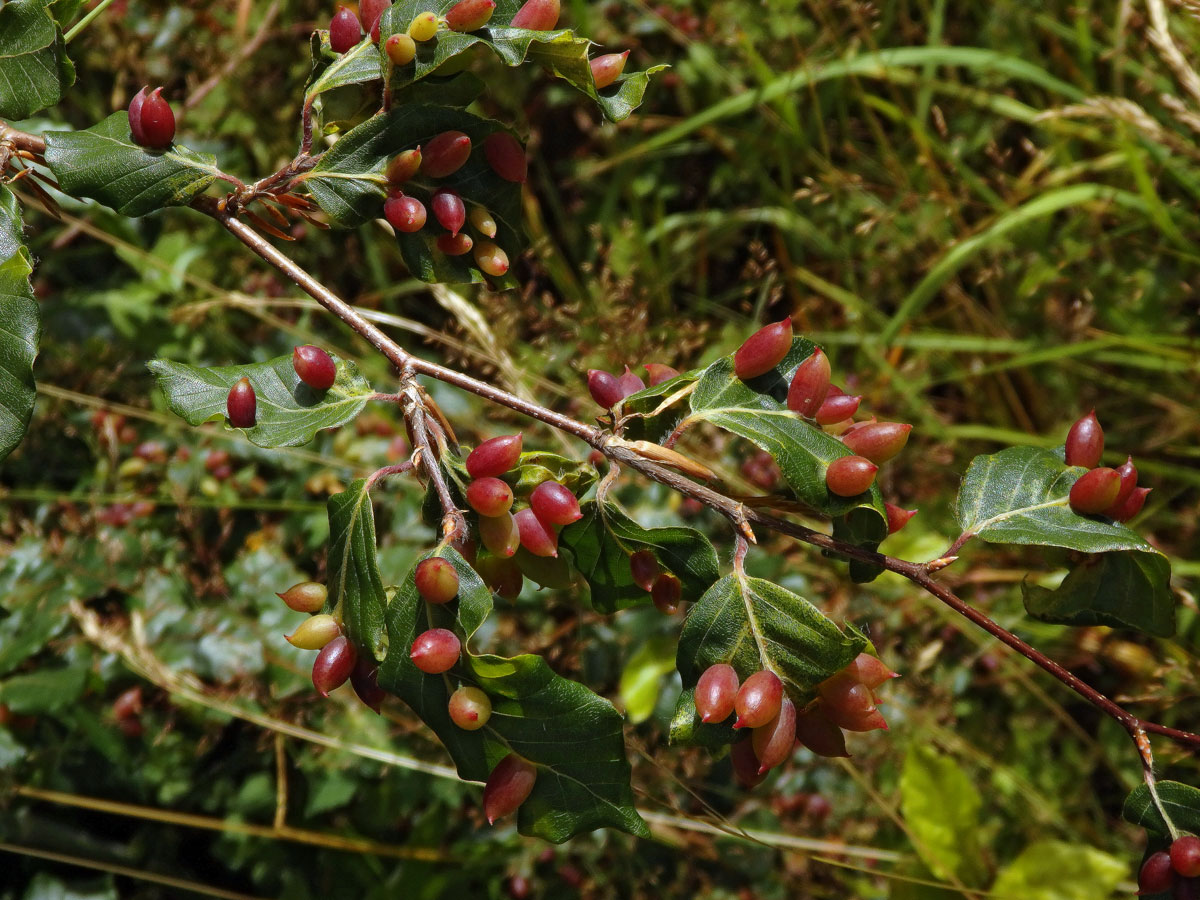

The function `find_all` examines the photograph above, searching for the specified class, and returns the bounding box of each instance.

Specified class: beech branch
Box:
[1,120,1193,759]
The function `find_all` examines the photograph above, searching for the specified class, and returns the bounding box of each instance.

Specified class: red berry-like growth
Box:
[825,455,877,497]
[293,345,337,391]
[794,704,849,757]
[733,318,793,380]
[884,503,918,534]
[445,0,495,31]
[651,572,682,614]
[422,131,473,178]
[437,233,473,255]
[329,6,362,53]
[751,697,796,774]
[479,511,521,557]
[730,738,766,788]
[1069,467,1122,515]
[1140,851,1176,894]
[431,188,467,235]
[816,390,861,425]
[277,581,327,613]
[514,507,558,557]
[616,366,646,397]
[587,369,625,409]
[466,477,514,517]
[359,0,388,33]
[590,51,629,89]
[410,628,461,674]
[1065,409,1104,468]
[695,664,739,723]
[483,754,537,824]
[510,0,560,30]
[415,557,460,604]
[733,670,783,729]
[128,87,176,149]
[350,658,386,713]
[466,434,523,478]
[1111,485,1151,522]
[1104,456,1138,515]
[312,635,357,696]
[1173,837,1200,878]
[787,348,831,417]
[629,549,660,592]
[226,377,257,429]
[644,363,680,386]
[448,685,492,730]
[530,481,582,526]
[384,194,427,232]
[841,422,912,464]
[483,133,528,183]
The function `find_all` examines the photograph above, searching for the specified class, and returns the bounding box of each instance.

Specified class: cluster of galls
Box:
[326,0,627,88]
[1064,410,1149,521]
[694,653,896,787]
[380,130,523,275]
[734,319,915,507]
[1139,835,1200,897]
[586,362,680,409]
[225,344,337,429]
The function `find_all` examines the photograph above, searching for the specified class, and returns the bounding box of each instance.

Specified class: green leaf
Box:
[377,549,649,842]
[377,0,663,122]
[44,113,222,217]
[301,105,522,285]
[957,446,1156,552]
[619,635,677,724]
[615,371,699,443]
[0,664,86,713]
[0,187,39,462]
[957,446,1173,635]
[0,0,75,119]
[558,499,719,613]
[1123,781,1200,837]
[1022,551,1174,637]
[147,353,373,448]
[304,32,382,109]
[674,573,867,735]
[991,841,1125,900]
[899,745,984,885]
[685,338,888,523]
[831,505,888,584]
[328,479,390,659]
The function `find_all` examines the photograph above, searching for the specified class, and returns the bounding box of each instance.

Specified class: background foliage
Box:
[2,0,1199,897]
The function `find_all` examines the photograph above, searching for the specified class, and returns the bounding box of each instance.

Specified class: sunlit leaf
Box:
[0,187,39,463]
[0,0,75,119]
[148,353,373,448]
[328,479,390,659]
[44,113,224,217]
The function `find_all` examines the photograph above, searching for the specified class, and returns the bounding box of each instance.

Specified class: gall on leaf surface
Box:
[0,187,40,463]
[672,573,868,747]
[147,352,372,448]
[301,105,522,286]
[376,549,649,842]
[558,499,719,614]
[44,113,222,217]
[682,337,888,547]
[327,479,390,660]
[376,0,664,122]
[0,0,75,120]
[956,446,1173,636]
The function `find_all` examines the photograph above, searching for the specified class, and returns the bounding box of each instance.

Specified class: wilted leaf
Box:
[148,353,373,448]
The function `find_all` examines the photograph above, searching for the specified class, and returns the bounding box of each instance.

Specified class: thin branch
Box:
[199,208,1200,753]
[395,366,467,543]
